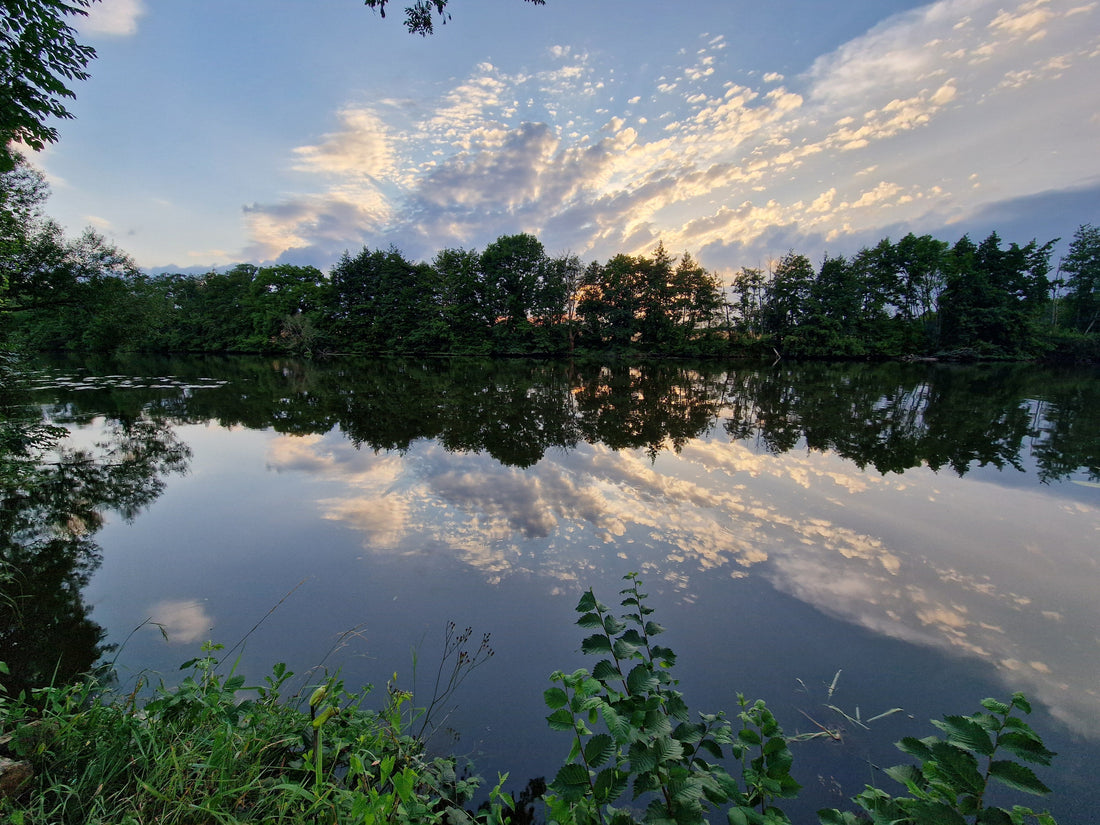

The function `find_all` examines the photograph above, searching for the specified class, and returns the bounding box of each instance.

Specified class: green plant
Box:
[544,573,798,825]
[818,692,1058,825]
[0,641,510,825]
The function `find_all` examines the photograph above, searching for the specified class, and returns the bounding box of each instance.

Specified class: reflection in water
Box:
[1,362,193,697]
[10,355,1100,753]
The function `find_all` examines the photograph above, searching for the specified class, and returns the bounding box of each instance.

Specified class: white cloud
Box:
[243,0,1100,268]
[81,0,146,36]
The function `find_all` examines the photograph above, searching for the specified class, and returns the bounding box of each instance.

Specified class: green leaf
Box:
[897,735,935,762]
[997,731,1056,766]
[544,687,568,709]
[816,809,860,825]
[885,764,925,793]
[627,664,659,695]
[547,708,576,732]
[928,741,984,795]
[577,612,603,628]
[980,698,1011,715]
[738,728,762,746]
[582,634,613,655]
[988,760,1052,796]
[593,659,618,682]
[584,733,615,768]
[644,620,666,636]
[629,741,657,773]
[576,591,598,613]
[938,714,995,755]
[612,638,639,659]
[1010,693,1033,714]
[552,763,591,801]
[593,767,628,804]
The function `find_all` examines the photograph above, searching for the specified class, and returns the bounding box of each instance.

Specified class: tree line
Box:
[2,154,1097,360]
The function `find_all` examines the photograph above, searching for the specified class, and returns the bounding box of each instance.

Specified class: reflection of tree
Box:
[720,362,1099,480]
[573,364,725,459]
[24,353,1100,485]
[1,360,191,697]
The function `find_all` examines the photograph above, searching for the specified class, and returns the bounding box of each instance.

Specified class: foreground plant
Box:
[0,641,513,825]
[544,573,798,825]
[819,692,1059,825]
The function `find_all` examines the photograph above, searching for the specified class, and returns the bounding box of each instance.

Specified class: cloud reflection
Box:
[266,427,1100,734]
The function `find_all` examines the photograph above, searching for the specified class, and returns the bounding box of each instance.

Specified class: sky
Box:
[28,0,1100,278]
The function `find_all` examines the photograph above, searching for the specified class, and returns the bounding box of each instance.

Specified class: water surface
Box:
[7,355,1098,822]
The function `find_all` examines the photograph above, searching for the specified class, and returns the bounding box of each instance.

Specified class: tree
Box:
[363,0,546,36]
[0,0,99,168]
[1060,223,1100,334]
[760,251,814,343]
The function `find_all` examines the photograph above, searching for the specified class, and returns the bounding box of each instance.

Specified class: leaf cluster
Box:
[544,574,797,825]
[819,692,1058,825]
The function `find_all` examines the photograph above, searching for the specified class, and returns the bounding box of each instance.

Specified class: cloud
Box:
[242,0,1100,271]
[147,598,213,644]
[81,0,145,36]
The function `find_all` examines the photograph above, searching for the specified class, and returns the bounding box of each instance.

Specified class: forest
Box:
[2,156,1098,362]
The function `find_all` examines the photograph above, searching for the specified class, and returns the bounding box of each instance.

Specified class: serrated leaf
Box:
[940,714,995,755]
[593,767,628,804]
[644,620,666,636]
[997,731,1055,766]
[988,760,1051,796]
[981,698,1011,715]
[603,615,626,635]
[592,659,619,682]
[584,733,615,768]
[897,735,935,761]
[627,664,659,695]
[577,612,603,628]
[666,693,690,722]
[620,628,645,645]
[546,708,575,731]
[544,687,568,709]
[582,633,613,655]
[576,591,597,612]
[1010,693,1033,714]
[612,638,639,659]
[629,741,657,773]
[928,741,983,795]
[551,763,591,801]
[653,734,684,765]
[885,763,925,793]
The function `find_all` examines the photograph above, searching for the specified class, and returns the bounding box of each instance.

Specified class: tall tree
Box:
[1060,224,1100,334]
[761,251,814,343]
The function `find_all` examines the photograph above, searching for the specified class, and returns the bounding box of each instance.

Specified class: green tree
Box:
[480,233,552,350]
[434,245,493,353]
[1059,223,1100,334]
[363,0,545,36]
[761,251,814,345]
[0,0,99,168]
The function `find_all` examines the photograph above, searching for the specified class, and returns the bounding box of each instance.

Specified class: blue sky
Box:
[30,0,1100,276]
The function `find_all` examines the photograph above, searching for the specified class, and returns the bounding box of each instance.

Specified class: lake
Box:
[5,354,1099,822]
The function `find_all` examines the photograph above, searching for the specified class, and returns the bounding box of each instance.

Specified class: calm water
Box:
[5,355,1099,822]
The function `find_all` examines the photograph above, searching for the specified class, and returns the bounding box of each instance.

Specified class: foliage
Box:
[0,0,98,168]
[544,574,799,825]
[0,641,516,825]
[819,693,1059,825]
[363,0,545,36]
